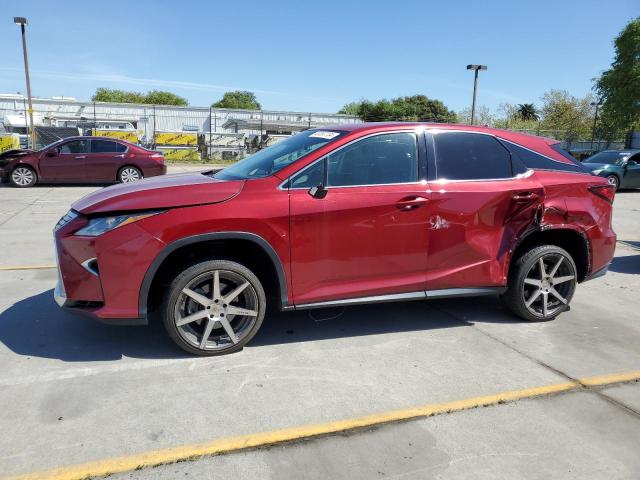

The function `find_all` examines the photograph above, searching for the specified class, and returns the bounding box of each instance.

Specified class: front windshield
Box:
[38,138,67,152]
[583,151,626,165]
[215,129,346,180]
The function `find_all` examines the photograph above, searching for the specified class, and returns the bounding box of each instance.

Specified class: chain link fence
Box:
[0,96,361,162]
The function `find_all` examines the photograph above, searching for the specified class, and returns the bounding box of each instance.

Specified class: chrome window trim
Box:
[528,168,593,177]
[279,129,421,190]
[430,168,534,184]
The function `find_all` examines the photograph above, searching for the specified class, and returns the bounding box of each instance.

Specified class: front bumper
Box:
[53,212,166,325]
[54,279,67,307]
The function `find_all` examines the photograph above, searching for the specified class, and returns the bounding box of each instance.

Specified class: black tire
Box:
[117,165,143,183]
[501,245,577,322]
[605,174,619,191]
[162,260,266,356]
[9,165,37,188]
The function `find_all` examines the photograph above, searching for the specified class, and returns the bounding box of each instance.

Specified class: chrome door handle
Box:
[75,155,87,159]
[396,196,429,211]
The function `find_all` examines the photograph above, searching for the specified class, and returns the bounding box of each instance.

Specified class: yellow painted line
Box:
[580,370,640,387]
[3,372,639,480]
[0,265,56,271]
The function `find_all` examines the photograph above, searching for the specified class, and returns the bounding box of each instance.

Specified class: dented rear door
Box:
[424,130,543,290]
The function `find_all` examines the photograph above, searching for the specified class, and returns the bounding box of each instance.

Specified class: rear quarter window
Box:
[501,140,589,174]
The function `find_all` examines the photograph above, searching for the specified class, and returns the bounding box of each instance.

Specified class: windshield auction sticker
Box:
[309,131,340,139]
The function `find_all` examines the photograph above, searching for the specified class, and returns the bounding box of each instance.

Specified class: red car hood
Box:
[73,172,244,214]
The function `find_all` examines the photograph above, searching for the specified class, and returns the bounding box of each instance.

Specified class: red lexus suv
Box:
[1,136,166,187]
[53,123,616,356]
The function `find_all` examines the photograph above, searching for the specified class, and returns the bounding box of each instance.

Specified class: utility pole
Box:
[14,17,35,148]
[590,101,603,152]
[466,64,487,125]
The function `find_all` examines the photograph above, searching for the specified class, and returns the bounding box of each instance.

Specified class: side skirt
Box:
[293,287,506,311]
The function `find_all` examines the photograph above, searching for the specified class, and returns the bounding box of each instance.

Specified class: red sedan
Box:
[0,136,166,187]
[53,123,616,356]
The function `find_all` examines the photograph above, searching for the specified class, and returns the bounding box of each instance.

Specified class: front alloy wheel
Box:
[10,166,36,187]
[163,260,266,356]
[502,245,577,321]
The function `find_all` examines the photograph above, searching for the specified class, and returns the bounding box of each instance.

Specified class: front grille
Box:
[54,210,79,232]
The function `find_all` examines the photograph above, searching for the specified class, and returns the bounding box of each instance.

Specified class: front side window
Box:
[215,129,346,180]
[433,132,511,180]
[583,151,626,165]
[289,160,324,189]
[327,132,418,186]
[59,140,88,154]
[91,140,126,153]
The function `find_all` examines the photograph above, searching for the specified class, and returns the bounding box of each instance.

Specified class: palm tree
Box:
[517,103,539,121]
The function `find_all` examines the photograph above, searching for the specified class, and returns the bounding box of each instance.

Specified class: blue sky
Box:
[1,0,637,113]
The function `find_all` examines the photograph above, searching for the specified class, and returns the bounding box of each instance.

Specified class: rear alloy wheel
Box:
[163,260,266,356]
[606,174,619,191]
[118,166,143,183]
[10,166,37,188]
[501,245,577,322]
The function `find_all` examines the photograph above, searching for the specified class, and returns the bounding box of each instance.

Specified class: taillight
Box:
[588,184,615,203]
[151,153,165,163]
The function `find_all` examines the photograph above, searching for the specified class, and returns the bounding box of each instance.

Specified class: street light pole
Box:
[14,17,36,149]
[466,64,487,125]
[590,101,602,152]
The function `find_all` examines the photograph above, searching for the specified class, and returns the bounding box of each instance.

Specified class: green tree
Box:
[456,105,495,126]
[338,101,363,115]
[143,90,188,106]
[338,95,456,122]
[595,17,640,137]
[91,88,187,106]
[213,91,261,110]
[539,89,594,143]
[517,103,539,121]
[92,88,145,103]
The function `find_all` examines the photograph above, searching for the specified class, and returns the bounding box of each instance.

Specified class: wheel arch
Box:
[139,232,289,318]
[509,227,591,282]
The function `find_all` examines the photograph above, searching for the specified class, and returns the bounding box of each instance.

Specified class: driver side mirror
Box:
[46,148,59,157]
[627,160,638,166]
[308,185,328,199]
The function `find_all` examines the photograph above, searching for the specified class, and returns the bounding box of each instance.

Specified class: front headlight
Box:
[592,169,603,175]
[74,211,164,237]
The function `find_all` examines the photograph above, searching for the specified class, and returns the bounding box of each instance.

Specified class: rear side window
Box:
[91,140,126,153]
[433,132,512,180]
[503,141,588,173]
[327,132,418,186]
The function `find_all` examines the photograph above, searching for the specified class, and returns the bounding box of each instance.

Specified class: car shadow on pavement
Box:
[0,289,185,361]
[0,290,520,361]
[251,296,520,347]
[609,253,640,275]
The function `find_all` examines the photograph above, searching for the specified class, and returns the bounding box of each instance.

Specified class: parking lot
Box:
[0,173,639,479]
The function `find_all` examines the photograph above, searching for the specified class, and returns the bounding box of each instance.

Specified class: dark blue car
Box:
[582,150,640,190]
